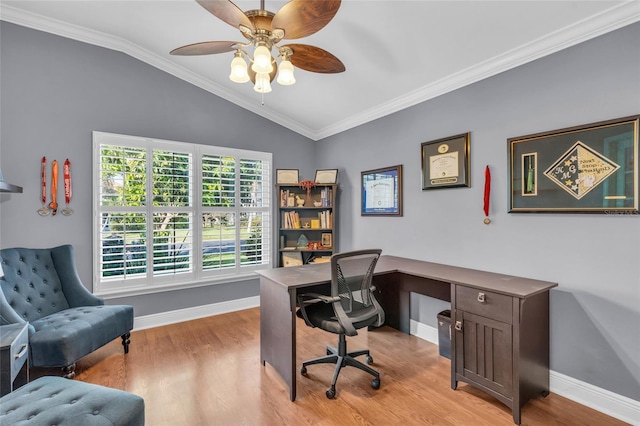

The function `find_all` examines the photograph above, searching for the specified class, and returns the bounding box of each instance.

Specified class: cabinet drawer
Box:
[456,286,513,324]
[9,325,29,379]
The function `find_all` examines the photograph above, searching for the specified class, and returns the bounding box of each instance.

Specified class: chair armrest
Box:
[51,245,104,307]
[296,293,339,328]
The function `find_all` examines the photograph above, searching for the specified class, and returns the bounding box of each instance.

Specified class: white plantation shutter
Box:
[93,132,271,295]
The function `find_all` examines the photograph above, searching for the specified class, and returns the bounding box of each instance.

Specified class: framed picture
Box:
[508,115,639,213]
[421,133,470,190]
[282,251,303,267]
[276,169,299,184]
[321,232,332,248]
[315,169,338,184]
[361,165,403,216]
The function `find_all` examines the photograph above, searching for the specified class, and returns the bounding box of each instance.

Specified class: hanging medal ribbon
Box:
[62,159,73,216]
[49,160,58,216]
[483,165,491,224]
[37,157,51,216]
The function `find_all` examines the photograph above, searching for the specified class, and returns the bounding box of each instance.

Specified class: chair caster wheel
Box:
[371,378,380,390]
[365,355,373,364]
[300,366,307,375]
[541,390,550,397]
[326,387,336,399]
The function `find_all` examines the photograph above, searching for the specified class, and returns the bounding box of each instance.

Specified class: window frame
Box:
[92,131,272,297]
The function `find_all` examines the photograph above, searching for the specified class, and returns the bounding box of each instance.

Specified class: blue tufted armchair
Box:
[0,245,133,378]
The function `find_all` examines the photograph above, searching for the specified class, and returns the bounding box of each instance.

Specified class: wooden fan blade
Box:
[170,41,238,56]
[272,0,341,39]
[196,0,253,30]
[283,44,345,73]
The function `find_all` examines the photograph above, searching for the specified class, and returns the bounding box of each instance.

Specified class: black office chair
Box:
[297,249,385,399]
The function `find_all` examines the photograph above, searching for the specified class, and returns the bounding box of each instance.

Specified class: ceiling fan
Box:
[170,0,345,94]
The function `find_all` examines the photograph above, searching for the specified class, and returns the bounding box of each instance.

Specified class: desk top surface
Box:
[256,255,558,298]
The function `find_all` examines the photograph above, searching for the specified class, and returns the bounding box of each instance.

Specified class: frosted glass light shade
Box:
[252,45,273,73]
[229,55,249,83]
[276,59,295,85]
[254,72,272,93]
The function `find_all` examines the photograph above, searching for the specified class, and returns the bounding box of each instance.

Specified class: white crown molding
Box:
[0,4,317,139]
[315,0,640,140]
[2,2,639,141]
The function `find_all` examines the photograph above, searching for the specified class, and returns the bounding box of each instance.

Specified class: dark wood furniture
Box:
[0,323,29,396]
[277,184,337,266]
[256,255,557,424]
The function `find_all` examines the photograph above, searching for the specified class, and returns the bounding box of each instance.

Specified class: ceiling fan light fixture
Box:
[252,44,273,74]
[229,52,250,83]
[254,72,272,93]
[277,58,295,86]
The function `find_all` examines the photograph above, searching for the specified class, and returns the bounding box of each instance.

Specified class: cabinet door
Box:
[455,310,513,397]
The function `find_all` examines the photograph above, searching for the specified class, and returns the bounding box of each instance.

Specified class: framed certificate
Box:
[421,133,470,190]
[314,169,338,184]
[276,169,299,184]
[282,251,303,267]
[361,165,403,216]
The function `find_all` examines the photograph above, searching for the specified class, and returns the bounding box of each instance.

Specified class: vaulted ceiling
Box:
[2,1,638,140]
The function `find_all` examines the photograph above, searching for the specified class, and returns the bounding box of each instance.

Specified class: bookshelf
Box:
[277,183,337,267]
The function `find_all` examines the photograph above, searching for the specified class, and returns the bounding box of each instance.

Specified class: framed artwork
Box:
[361,165,403,216]
[321,233,332,248]
[276,169,299,184]
[315,169,338,184]
[508,114,639,213]
[282,251,303,267]
[421,133,470,190]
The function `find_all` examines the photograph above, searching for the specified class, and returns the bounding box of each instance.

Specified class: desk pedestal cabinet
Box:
[451,285,550,425]
[0,323,29,396]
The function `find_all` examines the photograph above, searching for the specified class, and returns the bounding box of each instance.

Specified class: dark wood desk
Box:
[256,255,557,424]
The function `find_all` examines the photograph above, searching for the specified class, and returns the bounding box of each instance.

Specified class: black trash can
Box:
[437,310,451,359]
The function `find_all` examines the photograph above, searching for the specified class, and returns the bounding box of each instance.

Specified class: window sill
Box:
[95,271,262,299]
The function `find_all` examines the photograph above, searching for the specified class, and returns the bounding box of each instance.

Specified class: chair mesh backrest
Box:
[332,250,381,318]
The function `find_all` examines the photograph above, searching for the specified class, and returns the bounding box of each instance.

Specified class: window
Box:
[93,132,271,296]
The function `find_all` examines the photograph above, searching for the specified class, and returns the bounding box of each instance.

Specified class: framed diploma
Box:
[508,115,639,213]
[314,169,338,184]
[276,169,299,184]
[361,165,403,216]
[421,133,470,190]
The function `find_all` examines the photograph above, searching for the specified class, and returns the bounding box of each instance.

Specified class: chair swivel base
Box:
[300,334,380,399]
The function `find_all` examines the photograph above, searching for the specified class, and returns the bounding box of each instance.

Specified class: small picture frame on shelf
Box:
[282,251,303,267]
[277,169,299,184]
[314,169,338,184]
[321,233,332,248]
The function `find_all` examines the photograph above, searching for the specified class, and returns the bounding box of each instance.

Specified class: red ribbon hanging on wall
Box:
[40,156,47,205]
[483,165,491,218]
[63,159,72,205]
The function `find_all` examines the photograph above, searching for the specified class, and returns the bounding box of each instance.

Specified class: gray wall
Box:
[0,22,315,316]
[1,20,639,401]
[315,23,640,400]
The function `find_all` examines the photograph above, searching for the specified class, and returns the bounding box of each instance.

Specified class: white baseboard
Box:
[132,296,260,331]
[409,319,640,425]
[550,371,640,425]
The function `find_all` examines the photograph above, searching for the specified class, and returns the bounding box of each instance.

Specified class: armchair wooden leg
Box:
[121,332,131,354]
[62,363,76,379]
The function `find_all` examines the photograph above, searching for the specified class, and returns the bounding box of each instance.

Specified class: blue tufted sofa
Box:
[0,245,133,378]
[0,376,145,425]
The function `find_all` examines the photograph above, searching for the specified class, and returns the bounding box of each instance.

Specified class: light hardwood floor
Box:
[31,307,628,426]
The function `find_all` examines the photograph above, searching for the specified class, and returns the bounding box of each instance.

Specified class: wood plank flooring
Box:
[30,308,629,426]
